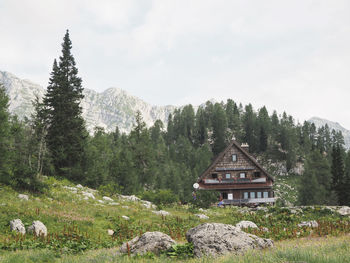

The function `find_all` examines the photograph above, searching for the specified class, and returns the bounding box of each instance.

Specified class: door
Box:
[228,193,233,200]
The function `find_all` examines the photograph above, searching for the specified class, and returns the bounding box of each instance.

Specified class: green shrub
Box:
[140,189,179,205]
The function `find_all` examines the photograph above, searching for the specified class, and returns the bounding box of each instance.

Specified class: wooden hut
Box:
[197,140,275,206]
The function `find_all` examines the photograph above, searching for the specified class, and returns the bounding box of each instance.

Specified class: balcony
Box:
[203,177,266,184]
[222,197,275,205]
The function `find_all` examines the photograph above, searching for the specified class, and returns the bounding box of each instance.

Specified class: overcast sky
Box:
[1,0,350,129]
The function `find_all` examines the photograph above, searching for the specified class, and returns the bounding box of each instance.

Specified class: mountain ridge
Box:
[0,71,175,133]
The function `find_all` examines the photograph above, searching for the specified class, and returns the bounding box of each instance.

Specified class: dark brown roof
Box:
[198,140,274,182]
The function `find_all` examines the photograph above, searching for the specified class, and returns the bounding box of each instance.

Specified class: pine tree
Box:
[43,30,87,180]
[212,103,227,155]
[331,145,345,205]
[0,84,11,182]
[343,151,350,205]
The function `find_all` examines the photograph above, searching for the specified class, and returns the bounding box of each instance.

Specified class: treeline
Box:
[0,31,349,205]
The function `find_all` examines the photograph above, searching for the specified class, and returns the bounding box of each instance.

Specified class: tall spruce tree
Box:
[0,84,11,182]
[331,144,345,205]
[43,30,87,180]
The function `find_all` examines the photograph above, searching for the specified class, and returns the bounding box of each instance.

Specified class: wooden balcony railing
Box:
[203,177,266,184]
[222,197,275,205]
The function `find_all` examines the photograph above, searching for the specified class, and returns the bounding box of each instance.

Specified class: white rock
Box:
[122,205,129,209]
[298,220,318,228]
[82,191,95,199]
[261,227,269,232]
[337,206,350,216]
[152,210,170,216]
[102,196,113,202]
[107,229,114,236]
[119,195,140,202]
[28,220,47,237]
[142,200,156,209]
[10,219,25,234]
[195,214,209,219]
[63,186,78,192]
[76,184,83,189]
[236,221,258,229]
[18,194,29,201]
[109,202,120,206]
[98,200,105,204]
[122,215,130,220]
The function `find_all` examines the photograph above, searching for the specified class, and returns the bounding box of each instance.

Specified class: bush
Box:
[140,189,179,205]
[190,190,218,208]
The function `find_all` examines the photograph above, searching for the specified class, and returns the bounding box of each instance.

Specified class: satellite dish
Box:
[193,183,199,189]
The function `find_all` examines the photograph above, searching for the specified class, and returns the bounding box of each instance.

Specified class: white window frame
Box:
[225,173,230,179]
[232,154,237,162]
[250,192,255,199]
[240,172,246,178]
[257,192,262,198]
[243,192,248,199]
[263,192,269,198]
[228,193,233,200]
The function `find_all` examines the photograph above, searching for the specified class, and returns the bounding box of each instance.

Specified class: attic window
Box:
[232,154,237,162]
[254,172,261,178]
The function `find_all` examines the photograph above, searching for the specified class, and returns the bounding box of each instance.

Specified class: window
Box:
[225,173,230,179]
[212,173,217,179]
[243,192,248,199]
[250,192,255,199]
[253,171,261,178]
[257,192,262,198]
[263,192,269,198]
[232,154,237,162]
[228,193,233,200]
[240,172,246,178]
[222,192,228,199]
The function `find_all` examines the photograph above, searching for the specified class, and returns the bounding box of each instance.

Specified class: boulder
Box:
[337,206,350,216]
[186,223,273,257]
[141,200,156,209]
[103,196,113,202]
[152,210,170,216]
[195,214,209,219]
[122,215,130,220]
[107,229,114,236]
[18,194,29,201]
[119,195,140,202]
[236,220,258,229]
[120,231,176,255]
[98,200,105,204]
[298,220,318,228]
[28,220,47,237]
[76,184,83,189]
[10,219,25,234]
[82,191,95,199]
[109,202,120,206]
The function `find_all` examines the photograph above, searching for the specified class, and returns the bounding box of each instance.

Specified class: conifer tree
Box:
[0,84,10,182]
[331,145,345,205]
[43,30,87,179]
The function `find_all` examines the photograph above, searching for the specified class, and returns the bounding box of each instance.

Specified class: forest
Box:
[1,31,350,207]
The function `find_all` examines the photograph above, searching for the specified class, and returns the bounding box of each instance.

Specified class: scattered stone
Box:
[119,195,140,202]
[63,186,78,192]
[290,208,303,214]
[47,197,53,201]
[28,221,47,237]
[152,210,170,216]
[98,200,105,204]
[255,207,268,212]
[76,184,83,189]
[107,229,114,236]
[122,205,129,209]
[261,227,269,232]
[236,220,258,229]
[298,220,318,228]
[141,200,156,209]
[120,232,176,255]
[109,202,120,206]
[186,223,273,257]
[82,191,95,199]
[122,215,130,220]
[18,194,29,201]
[337,206,350,216]
[195,214,209,219]
[103,196,113,202]
[10,219,25,234]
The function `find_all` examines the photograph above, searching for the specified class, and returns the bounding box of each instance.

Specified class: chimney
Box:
[241,143,249,152]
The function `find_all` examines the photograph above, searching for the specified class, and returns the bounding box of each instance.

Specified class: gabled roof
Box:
[198,140,274,182]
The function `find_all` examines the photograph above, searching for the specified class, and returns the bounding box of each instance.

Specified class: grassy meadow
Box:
[0,176,350,261]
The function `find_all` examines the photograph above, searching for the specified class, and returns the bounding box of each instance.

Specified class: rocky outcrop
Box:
[18,194,29,201]
[28,220,47,237]
[186,223,273,257]
[337,206,350,216]
[102,196,113,202]
[195,214,209,219]
[10,219,25,234]
[152,210,170,216]
[120,232,176,255]
[236,220,258,229]
[298,220,318,228]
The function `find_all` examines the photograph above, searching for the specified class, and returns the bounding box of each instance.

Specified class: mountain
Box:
[308,117,350,150]
[0,71,175,133]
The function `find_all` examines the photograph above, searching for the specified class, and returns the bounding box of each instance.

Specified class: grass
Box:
[1,176,350,261]
[1,235,350,262]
